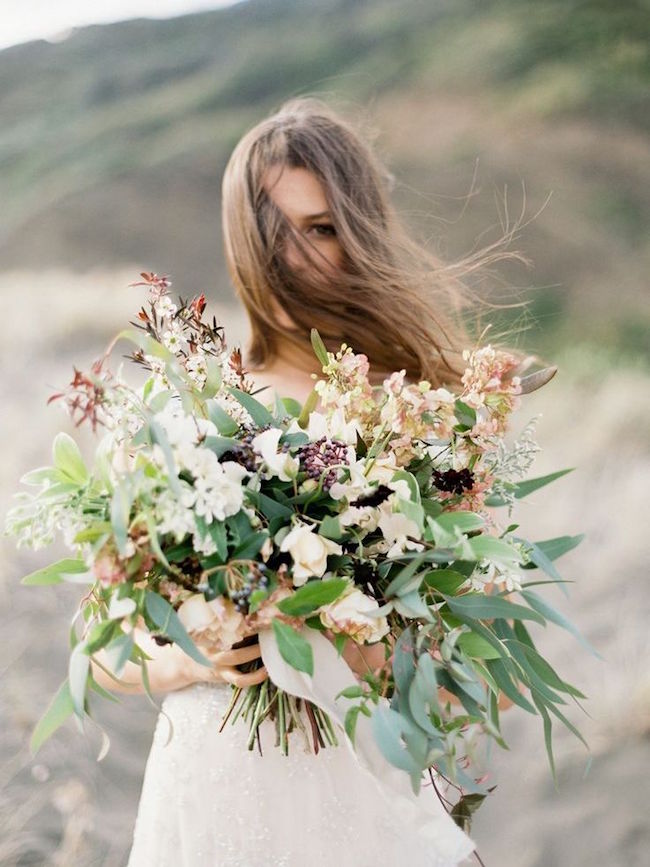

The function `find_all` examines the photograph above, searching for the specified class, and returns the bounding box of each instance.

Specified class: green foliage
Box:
[271,620,314,676]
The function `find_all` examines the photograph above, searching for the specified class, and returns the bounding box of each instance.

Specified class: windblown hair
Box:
[221,95,530,389]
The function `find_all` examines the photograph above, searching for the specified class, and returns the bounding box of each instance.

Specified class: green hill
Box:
[1,0,648,360]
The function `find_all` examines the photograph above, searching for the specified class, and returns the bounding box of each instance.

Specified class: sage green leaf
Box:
[443,593,546,625]
[392,627,416,695]
[246,490,293,521]
[271,620,314,675]
[521,589,600,657]
[531,693,557,785]
[110,480,133,556]
[227,386,274,427]
[276,578,348,617]
[52,432,88,485]
[21,558,90,586]
[30,680,74,756]
[454,399,476,427]
[384,553,427,598]
[144,513,171,570]
[546,698,590,749]
[148,419,181,496]
[20,466,62,486]
[520,641,587,698]
[144,591,210,666]
[422,568,467,595]
[279,396,302,419]
[485,658,537,713]
[319,515,343,541]
[371,705,422,774]
[457,632,504,660]
[520,534,585,566]
[205,399,240,436]
[393,591,434,621]
[146,388,173,413]
[433,512,484,537]
[203,435,240,458]
[310,328,330,367]
[465,535,522,564]
[408,656,441,735]
[103,631,135,676]
[200,356,223,398]
[344,705,361,743]
[68,643,90,718]
[513,468,574,499]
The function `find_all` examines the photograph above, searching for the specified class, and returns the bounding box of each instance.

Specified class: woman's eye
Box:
[310,223,337,237]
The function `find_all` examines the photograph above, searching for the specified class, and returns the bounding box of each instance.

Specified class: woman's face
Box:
[262,164,344,277]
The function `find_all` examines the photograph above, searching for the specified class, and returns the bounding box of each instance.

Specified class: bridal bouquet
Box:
[5,273,590,821]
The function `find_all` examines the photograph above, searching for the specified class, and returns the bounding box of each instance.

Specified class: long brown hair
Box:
[221,95,530,389]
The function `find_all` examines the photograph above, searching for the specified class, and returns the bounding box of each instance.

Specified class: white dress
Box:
[126,629,476,867]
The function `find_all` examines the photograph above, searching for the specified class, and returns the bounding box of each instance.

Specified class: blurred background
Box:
[1,1,648,864]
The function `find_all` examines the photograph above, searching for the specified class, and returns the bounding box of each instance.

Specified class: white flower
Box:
[162,329,184,353]
[155,483,197,541]
[338,504,380,532]
[279,522,343,586]
[329,453,401,502]
[191,458,248,524]
[306,409,360,445]
[319,583,389,644]
[377,496,424,559]
[251,427,299,481]
[155,295,178,318]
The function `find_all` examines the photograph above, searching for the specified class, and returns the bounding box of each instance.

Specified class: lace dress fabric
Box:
[127,682,474,867]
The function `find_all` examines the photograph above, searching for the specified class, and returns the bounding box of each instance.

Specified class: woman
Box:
[95,96,523,866]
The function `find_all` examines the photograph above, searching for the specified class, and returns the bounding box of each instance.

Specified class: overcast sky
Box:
[0,0,243,51]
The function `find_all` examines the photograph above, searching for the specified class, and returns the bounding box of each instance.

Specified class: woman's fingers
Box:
[219,665,268,687]
[211,643,263,666]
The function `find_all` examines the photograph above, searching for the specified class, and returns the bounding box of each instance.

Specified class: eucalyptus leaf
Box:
[52,432,88,485]
[521,589,601,657]
[30,680,74,756]
[227,387,274,427]
[443,593,546,625]
[371,705,422,774]
[277,578,348,617]
[144,591,210,666]
[68,642,90,718]
[271,620,314,675]
[205,400,240,436]
[21,558,90,586]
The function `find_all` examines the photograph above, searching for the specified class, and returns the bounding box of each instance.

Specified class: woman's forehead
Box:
[261,165,330,225]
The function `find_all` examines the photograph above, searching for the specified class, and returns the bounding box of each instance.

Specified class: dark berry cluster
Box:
[298,437,349,490]
[431,467,475,495]
[220,425,271,472]
[230,564,270,613]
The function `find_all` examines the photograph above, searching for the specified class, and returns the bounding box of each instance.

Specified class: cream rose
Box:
[177,594,246,652]
[319,584,390,644]
[279,522,343,586]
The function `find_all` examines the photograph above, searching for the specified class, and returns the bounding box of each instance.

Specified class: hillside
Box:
[0,0,648,352]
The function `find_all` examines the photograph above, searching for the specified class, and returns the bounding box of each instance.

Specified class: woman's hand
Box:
[90,624,268,695]
[322,628,387,679]
[181,641,269,689]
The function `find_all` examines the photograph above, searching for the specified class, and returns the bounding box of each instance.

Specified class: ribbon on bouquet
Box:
[258,627,476,866]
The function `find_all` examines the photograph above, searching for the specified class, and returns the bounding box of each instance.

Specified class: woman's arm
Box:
[90,622,268,695]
